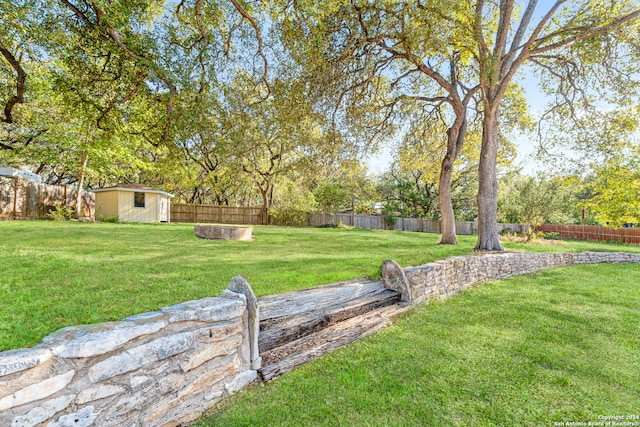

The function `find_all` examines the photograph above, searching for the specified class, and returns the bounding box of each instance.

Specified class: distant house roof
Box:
[91,184,173,197]
[0,166,42,183]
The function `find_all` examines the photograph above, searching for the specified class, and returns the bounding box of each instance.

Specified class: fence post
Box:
[12,177,18,219]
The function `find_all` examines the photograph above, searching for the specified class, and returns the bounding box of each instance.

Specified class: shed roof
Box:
[91,183,174,197]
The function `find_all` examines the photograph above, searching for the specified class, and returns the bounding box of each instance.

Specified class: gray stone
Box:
[0,370,75,411]
[180,354,238,399]
[161,297,245,324]
[88,332,193,383]
[204,390,223,402]
[11,394,74,427]
[220,289,247,304]
[381,259,412,302]
[45,406,99,427]
[40,319,167,359]
[76,384,124,404]
[180,333,242,372]
[194,224,253,241]
[226,275,261,369]
[224,370,257,395]
[0,348,52,377]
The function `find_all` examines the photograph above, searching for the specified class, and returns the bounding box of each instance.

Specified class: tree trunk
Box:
[438,116,467,245]
[75,150,88,220]
[475,105,504,251]
[438,150,458,244]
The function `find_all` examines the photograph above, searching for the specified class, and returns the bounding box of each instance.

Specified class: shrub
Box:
[47,204,75,221]
[499,227,514,236]
[100,215,119,223]
[269,208,310,226]
[381,205,397,229]
[542,231,560,240]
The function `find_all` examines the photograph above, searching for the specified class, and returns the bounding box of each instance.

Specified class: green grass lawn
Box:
[1,221,639,351]
[197,263,640,427]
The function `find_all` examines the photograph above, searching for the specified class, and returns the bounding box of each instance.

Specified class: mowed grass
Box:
[1,220,639,351]
[198,263,640,427]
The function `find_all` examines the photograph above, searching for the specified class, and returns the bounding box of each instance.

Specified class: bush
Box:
[47,204,75,221]
[381,205,397,229]
[269,208,309,227]
[99,215,119,223]
[499,227,514,236]
[542,231,560,240]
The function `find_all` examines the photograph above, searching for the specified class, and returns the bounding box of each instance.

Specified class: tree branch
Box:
[229,0,271,97]
[0,42,26,123]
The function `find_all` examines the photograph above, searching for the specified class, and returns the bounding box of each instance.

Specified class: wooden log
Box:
[259,304,407,381]
[258,279,400,353]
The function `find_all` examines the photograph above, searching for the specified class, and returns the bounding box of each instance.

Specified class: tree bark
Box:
[75,150,89,220]
[475,104,504,251]
[438,116,467,245]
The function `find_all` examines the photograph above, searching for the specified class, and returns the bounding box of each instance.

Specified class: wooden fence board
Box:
[0,177,94,220]
[537,224,640,245]
[172,204,532,237]
[169,204,264,225]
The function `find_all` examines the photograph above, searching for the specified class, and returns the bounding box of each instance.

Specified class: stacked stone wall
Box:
[0,277,260,427]
[393,251,640,305]
[2,251,639,426]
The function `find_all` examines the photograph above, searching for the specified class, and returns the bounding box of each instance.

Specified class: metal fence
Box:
[0,177,94,220]
[170,204,529,236]
[537,224,640,245]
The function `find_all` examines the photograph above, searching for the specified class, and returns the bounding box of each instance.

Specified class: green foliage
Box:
[542,232,561,240]
[270,178,318,226]
[376,168,439,219]
[99,215,119,223]
[47,204,75,221]
[498,171,577,239]
[381,204,397,228]
[583,159,640,228]
[313,181,348,213]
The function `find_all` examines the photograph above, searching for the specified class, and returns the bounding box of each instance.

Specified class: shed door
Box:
[159,197,169,222]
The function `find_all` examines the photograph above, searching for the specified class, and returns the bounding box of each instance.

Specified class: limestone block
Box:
[161,297,244,324]
[220,289,247,304]
[88,332,193,383]
[0,348,52,378]
[104,372,185,426]
[45,406,99,427]
[180,354,238,400]
[180,333,242,372]
[40,319,167,359]
[194,224,253,241]
[0,370,75,411]
[381,260,412,302]
[10,394,74,427]
[224,370,257,395]
[226,276,261,369]
[193,319,242,344]
[76,384,125,404]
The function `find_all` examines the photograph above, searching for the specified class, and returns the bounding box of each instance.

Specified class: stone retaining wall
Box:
[0,276,260,427]
[383,251,640,305]
[2,251,639,426]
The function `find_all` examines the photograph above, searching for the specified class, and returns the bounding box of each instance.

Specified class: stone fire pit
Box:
[194,224,253,241]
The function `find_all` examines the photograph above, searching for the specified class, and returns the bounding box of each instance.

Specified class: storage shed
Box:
[92,184,173,223]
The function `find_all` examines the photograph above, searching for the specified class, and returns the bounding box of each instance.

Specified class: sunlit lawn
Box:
[198,263,640,426]
[1,220,639,351]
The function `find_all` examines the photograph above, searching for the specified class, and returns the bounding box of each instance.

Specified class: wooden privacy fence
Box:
[308,213,526,235]
[171,203,265,224]
[171,204,528,236]
[0,177,95,220]
[537,224,640,245]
